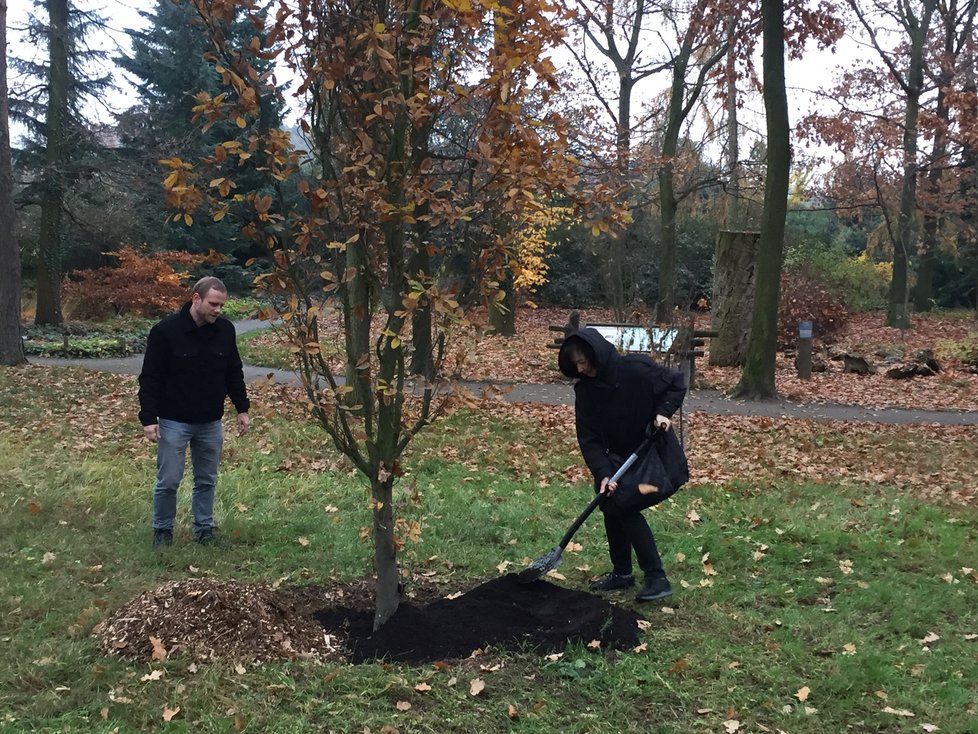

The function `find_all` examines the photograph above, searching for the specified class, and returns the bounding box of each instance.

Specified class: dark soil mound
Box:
[315,573,644,664]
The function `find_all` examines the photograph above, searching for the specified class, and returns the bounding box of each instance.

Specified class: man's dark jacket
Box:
[138,302,250,426]
[558,328,686,482]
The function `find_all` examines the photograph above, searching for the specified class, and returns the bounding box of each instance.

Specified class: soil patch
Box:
[97,575,644,665]
[314,574,644,664]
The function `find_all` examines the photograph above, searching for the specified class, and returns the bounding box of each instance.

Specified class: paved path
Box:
[28,320,978,426]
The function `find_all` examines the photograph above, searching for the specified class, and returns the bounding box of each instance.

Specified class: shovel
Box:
[517,433,653,584]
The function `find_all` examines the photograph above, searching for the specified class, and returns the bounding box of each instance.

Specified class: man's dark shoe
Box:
[152,529,173,550]
[636,575,673,602]
[195,527,230,548]
[589,572,635,592]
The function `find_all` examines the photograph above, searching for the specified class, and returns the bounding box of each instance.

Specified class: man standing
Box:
[138,277,250,549]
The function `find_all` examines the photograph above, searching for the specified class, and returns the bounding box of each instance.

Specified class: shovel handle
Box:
[557,435,652,550]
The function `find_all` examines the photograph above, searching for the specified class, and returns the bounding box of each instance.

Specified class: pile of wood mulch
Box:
[96,578,342,663]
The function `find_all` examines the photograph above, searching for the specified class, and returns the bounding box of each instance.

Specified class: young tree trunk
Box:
[710,230,759,366]
[371,478,398,630]
[732,0,789,399]
[0,0,25,365]
[35,0,70,326]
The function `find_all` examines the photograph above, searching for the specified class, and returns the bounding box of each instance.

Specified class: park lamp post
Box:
[797,319,813,380]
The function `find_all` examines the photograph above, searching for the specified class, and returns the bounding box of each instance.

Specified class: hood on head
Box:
[558,328,616,379]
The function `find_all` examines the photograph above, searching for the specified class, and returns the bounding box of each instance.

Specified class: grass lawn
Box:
[1,367,977,733]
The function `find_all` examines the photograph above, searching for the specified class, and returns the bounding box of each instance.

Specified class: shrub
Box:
[825,253,890,311]
[785,234,890,312]
[936,336,978,367]
[62,246,207,320]
[777,272,848,348]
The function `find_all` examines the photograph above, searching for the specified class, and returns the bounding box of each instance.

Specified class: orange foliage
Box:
[62,246,208,319]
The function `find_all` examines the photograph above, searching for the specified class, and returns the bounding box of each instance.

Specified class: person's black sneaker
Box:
[636,575,673,602]
[152,529,173,550]
[195,527,230,548]
[589,572,635,592]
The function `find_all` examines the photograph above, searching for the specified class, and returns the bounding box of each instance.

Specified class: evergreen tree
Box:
[8,0,113,325]
[114,0,286,262]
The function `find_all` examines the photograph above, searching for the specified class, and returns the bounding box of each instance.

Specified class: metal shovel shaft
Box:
[517,435,652,584]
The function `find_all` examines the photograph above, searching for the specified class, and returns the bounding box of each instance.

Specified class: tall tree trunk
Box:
[486,0,517,336]
[0,0,25,365]
[732,0,789,399]
[960,60,978,318]
[488,267,516,335]
[885,2,937,328]
[710,230,759,366]
[724,17,741,230]
[656,159,678,324]
[608,76,633,315]
[35,0,69,326]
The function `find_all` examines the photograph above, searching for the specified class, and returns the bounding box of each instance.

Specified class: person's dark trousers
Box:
[601,505,664,578]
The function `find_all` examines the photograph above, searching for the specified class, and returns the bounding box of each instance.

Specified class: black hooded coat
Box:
[558,328,687,484]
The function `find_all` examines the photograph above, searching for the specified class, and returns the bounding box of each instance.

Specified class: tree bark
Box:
[371,479,398,630]
[732,0,789,399]
[710,230,759,366]
[0,0,25,365]
[35,0,70,326]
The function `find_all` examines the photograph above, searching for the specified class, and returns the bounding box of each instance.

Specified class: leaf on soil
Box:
[414,682,432,692]
[587,639,601,650]
[632,643,647,653]
[149,636,167,661]
[469,678,485,696]
[395,700,411,711]
[544,652,563,662]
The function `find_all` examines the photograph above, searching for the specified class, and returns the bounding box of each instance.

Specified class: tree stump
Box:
[709,230,760,366]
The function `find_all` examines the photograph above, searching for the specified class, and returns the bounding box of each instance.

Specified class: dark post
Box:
[797,319,812,379]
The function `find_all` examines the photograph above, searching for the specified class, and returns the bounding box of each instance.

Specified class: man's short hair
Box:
[192,276,228,299]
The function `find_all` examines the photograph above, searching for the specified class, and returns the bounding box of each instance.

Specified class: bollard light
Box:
[797,320,813,380]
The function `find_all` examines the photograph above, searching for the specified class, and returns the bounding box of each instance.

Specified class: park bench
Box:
[547,310,716,387]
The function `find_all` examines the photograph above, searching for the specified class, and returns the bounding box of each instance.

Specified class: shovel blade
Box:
[516,547,563,584]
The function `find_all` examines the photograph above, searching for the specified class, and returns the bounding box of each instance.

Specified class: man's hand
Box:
[237,412,251,437]
[143,424,159,442]
[654,414,671,431]
[599,477,618,495]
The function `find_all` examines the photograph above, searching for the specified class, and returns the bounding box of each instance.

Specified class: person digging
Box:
[557,328,687,602]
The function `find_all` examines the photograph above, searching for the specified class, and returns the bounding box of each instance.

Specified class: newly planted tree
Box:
[164,0,595,629]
